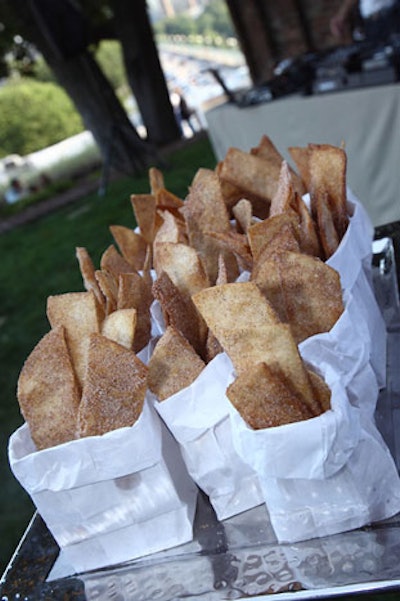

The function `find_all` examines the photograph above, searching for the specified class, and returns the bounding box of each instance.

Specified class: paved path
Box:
[0,132,208,235]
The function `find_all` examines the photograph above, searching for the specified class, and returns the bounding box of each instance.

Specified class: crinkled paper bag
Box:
[300,289,380,418]
[327,192,375,289]
[326,193,386,387]
[154,352,264,521]
[229,364,400,543]
[8,399,198,573]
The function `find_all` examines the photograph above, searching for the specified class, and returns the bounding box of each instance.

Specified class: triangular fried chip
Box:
[248,212,300,262]
[149,166,165,195]
[130,193,157,244]
[109,225,148,272]
[213,321,317,413]
[192,281,281,372]
[77,334,148,437]
[250,134,306,197]
[46,290,102,388]
[251,223,300,279]
[205,230,252,272]
[95,269,118,315]
[100,244,135,276]
[117,272,153,353]
[154,241,210,298]
[155,187,185,209]
[308,143,349,240]
[227,362,313,430]
[288,145,311,191]
[232,198,253,234]
[17,326,81,450]
[182,168,234,283]
[219,147,280,215]
[102,308,137,349]
[152,271,208,359]
[148,325,205,401]
[291,193,322,257]
[273,251,344,343]
[75,247,106,313]
[269,160,298,217]
[312,190,340,260]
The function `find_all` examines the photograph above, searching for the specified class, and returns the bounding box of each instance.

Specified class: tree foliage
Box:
[155,0,235,39]
[0,79,84,157]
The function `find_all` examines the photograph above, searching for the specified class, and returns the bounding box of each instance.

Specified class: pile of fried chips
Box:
[17,136,348,449]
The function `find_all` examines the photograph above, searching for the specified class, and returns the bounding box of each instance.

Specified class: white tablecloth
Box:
[205,83,400,228]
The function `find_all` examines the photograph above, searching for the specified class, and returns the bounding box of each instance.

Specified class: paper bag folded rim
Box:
[9,400,162,492]
[229,362,362,481]
[154,352,264,520]
[8,399,199,573]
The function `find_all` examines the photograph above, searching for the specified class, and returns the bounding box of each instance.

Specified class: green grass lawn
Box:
[0,135,217,574]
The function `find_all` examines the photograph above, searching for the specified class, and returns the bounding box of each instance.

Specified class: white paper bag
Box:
[154,352,264,521]
[325,193,387,387]
[229,363,400,544]
[300,290,380,418]
[9,399,198,573]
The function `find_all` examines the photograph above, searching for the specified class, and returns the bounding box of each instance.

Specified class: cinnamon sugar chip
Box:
[148,326,205,401]
[17,326,81,450]
[227,362,313,430]
[77,334,148,437]
[46,290,102,389]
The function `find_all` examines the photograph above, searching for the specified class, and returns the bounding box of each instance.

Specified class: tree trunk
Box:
[9,0,158,174]
[110,0,182,146]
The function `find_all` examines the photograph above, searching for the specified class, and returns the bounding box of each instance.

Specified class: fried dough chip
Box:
[130,193,157,244]
[291,193,322,257]
[77,334,148,437]
[100,244,135,276]
[148,326,206,400]
[117,272,153,353]
[47,290,102,389]
[269,161,298,217]
[205,230,252,272]
[109,225,148,271]
[219,147,281,214]
[182,168,235,283]
[227,362,313,430]
[193,281,279,340]
[232,198,253,234]
[307,368,331,413]
[251,257,288,324]
[250,134,306,197]
[153,211,188,272]
[17,326,81,450]
[288,145,311,191]
[215,322,318,413]
[152,270,208,359]
[75,247,106,313]
[155,241,210,298]
[155,187,185,210]
[313,191,340,259]
[279,251,344,341]
[102,308,137,349]
[193,281,282,372]
[251,223,300,279]
[95,269,118,315]
[248,212,300,262]
[308,143,349,240]
[149,166,165,195]
[254,251,344,343]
